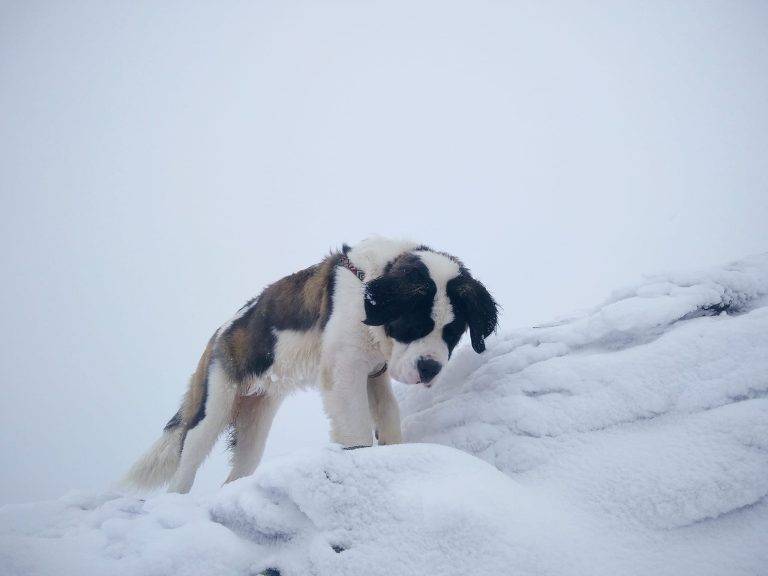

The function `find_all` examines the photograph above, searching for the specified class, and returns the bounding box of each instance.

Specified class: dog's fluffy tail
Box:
[121,334,216,492]
[121,425,184,491]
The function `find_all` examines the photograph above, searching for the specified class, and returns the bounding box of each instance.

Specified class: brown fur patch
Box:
[218,251,342,383]
[302,255,336,326]
[181,333,216,428]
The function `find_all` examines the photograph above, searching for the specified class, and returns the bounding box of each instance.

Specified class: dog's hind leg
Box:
[225,392,283,484]
[167,362,237,494]
[367,369,402,445]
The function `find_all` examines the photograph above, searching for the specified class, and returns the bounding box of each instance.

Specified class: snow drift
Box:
[2,254,767,576]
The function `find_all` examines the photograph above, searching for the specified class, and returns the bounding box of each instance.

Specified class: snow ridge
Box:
[2,254,767,576]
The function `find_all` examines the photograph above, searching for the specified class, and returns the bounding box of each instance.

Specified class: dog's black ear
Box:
[449,276,498,353]
[363,258,436,326]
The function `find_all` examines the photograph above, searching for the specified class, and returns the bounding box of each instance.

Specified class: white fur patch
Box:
[414,250,460,326]
[347,236,419,280]
[243,328,323,396]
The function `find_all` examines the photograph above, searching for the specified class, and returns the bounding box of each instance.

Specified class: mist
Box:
[1,0,766,505]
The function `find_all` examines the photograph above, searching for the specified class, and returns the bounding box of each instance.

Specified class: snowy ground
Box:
[2,254,767,576]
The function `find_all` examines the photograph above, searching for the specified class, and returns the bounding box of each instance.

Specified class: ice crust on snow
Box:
[2,254,767,576]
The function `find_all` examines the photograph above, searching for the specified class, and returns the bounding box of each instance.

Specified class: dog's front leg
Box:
[367,370,402,445]
[320,362,375,448]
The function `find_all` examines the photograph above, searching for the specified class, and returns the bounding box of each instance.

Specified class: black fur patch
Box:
[220,305,278,382]
[446,272,498,353]
[441,314,467,357]
[163,410,182,431]
[363,253,437,344]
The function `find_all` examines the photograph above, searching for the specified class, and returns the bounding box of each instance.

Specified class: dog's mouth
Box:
[396,375,427,386]
[391,366,436,387]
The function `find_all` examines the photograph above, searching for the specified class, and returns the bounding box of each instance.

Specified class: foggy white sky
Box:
[1,0,767,505]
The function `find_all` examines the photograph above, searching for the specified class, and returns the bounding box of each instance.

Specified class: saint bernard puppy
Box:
[124,237,497,493]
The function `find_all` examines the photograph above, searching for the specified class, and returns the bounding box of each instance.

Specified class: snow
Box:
[2,254,768,576]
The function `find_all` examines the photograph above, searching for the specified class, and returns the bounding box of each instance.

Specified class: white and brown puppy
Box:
[124,237,497,493]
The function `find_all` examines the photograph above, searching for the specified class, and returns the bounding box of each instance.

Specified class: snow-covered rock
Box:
[2,254,767,576]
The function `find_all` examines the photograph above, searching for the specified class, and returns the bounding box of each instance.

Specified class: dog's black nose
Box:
[416,357,442,383]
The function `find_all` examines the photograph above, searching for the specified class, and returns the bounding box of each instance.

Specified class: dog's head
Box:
[363,248,498,386]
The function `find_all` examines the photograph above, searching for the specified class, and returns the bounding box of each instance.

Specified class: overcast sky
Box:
[1,0,767,505]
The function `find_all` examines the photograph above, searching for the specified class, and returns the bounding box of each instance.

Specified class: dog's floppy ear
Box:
[363,258,436,326]
[449,275,498,353]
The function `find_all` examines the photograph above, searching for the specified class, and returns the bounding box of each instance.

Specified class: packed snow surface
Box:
[2,254,768,576]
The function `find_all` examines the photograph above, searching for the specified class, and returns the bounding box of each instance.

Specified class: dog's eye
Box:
[386,314,434,343]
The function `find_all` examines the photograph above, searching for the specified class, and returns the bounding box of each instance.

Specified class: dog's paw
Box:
[376,427,403,446]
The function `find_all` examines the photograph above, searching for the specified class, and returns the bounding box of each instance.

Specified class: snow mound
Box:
[397,252,768,572]
[210,444,604,575]
[0,446,612,576]
[2,254,767,576]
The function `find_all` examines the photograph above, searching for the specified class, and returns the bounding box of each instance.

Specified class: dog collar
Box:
[339,253,366,281]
